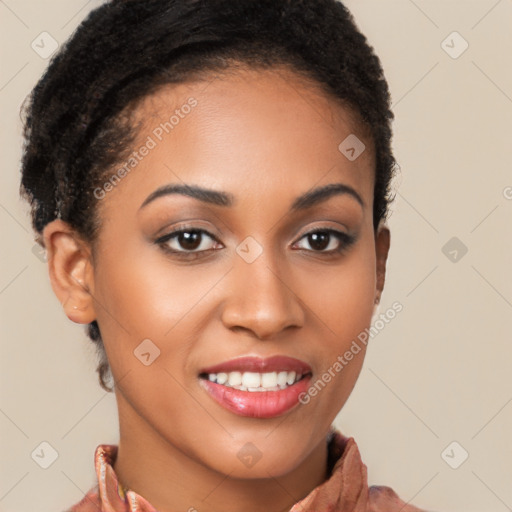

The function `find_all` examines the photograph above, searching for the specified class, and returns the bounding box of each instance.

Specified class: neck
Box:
[113,402,329,512]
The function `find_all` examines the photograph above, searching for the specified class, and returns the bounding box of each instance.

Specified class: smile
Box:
[202,370,303,391]
[198,356,313,418]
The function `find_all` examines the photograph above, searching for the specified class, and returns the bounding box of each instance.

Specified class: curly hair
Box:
[19,0,396,392]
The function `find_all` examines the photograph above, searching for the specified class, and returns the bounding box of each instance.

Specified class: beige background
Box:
[1,1,512,511]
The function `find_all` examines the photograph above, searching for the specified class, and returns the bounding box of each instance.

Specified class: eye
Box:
[155,226,356,258]
[156,227,221,255]
[293,228,356,255]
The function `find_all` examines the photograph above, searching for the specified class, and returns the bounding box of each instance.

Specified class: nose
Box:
[220,247,305,340]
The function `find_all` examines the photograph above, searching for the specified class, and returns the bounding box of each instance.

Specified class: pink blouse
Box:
[66,428,429,511]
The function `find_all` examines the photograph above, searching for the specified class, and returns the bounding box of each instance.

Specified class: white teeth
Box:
[277,371,288,387]
[242,372,261,388]
[228,371,242,387]
[261,371,277,388]
[216,372,228,385]
[205,370,303,391]
[286,371,296,385]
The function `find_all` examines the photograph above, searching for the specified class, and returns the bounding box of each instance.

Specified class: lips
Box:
[198,356,313,419]
[199,355,312,375]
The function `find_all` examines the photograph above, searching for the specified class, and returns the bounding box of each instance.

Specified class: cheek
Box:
[315,236,377,344]
[91,241,225,372]
[91,250,216,436]
[303,237,376,409]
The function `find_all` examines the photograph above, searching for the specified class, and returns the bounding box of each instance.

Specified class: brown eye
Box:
[294,229,356,254]
[175,230,203,251]
[156,228,220,254]
[306,231,330,251]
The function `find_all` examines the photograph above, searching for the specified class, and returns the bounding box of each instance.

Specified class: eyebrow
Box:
[139,182,364,212]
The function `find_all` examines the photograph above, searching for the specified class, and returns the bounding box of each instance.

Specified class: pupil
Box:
[179,231,201,250]
[309,232,329,251]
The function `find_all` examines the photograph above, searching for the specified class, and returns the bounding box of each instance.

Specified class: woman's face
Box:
[47,66,389,479]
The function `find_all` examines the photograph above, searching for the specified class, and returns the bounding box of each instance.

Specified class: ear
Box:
[41,219,96,324]
[374,220,391,305]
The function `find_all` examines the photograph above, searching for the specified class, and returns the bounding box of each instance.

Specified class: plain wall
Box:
[1,1,511,511]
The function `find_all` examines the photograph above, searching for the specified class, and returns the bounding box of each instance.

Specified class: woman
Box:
[19,0,430,510]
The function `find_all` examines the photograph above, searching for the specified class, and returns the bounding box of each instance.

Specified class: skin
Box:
[43,65,390,512]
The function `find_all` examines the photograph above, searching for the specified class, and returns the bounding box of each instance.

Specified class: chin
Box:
[197,424,320,480]
[213,450,305,480]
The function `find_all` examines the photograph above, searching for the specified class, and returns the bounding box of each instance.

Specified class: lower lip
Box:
[199,376,312,419]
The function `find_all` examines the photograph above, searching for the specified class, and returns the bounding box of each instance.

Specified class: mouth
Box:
[198,356,313,419]
[200,369,306,391]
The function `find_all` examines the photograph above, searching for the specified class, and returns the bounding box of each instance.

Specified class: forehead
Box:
[136,65,371,153]
[98,66,375,219]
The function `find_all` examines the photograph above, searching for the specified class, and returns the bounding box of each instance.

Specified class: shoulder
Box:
[368,484,431,512]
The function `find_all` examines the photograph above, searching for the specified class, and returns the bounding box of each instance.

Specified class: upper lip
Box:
[199,355,312,375]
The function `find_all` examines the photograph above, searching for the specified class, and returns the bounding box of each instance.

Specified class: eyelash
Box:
[155,225,356,259]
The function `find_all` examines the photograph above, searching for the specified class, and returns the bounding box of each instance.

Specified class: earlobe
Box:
[374,221,391,305]
[42,220,96,325]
